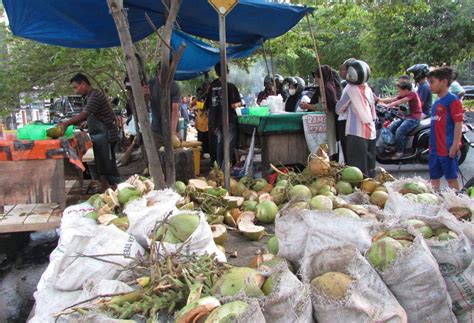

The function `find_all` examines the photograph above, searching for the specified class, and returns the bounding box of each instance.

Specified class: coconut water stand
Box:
[238,111,324,177]
[0,128,92,233]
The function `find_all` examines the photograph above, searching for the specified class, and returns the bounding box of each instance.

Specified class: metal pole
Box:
[219,14,231,191]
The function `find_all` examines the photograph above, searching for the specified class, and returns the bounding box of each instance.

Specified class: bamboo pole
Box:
[305,14,327,111]
[158,0,182,187]
[107,0,166,188]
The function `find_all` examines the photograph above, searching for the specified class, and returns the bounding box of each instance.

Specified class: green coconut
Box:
[309,195,333,211]
[341,166,364,184]
[289,185,312,201]
[311,272,353,299]
[401,181,429,194]
[417,193,440,205]
[204,301,249,323]
[256,200,278,223]
[85,211,98,221]
[175,181,187,195]
[117,187,142,205]
[370,191,389,208]
[252,178,268,192]
[319,185,336,197]
[212,267,265,298]
[387,228,414,241]
[336,181,353,195]
[367,237,403,271]
[163,214,200,242]
[235,183,247,197]
[404,219,433,238]
[438,231,458,241]
[333,208,359,219]
[242,200,258,212]
[211,224,228,245]
[267,235,279,255]
[262,273,278,296]
[403,193,419,203]
[276,179,289,187]
[270,186,287,206]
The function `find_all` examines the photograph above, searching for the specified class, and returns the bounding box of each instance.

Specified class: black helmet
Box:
[274,74,284,84]
[346,60,371,85]
[407,64,430,82]
[283,77,297,88]
[294,77,306,93]
[264,75,273,86]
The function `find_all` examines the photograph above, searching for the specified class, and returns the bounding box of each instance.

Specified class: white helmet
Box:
[346,60,371,85]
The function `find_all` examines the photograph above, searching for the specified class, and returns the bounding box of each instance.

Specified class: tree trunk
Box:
[107,0,166,188]
[159,0,182,187]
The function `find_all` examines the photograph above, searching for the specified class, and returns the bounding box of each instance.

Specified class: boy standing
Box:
[427,67,464,190]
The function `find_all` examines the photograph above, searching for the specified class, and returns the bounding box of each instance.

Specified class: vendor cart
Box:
[0,132,91,233]
[238,112,317,176]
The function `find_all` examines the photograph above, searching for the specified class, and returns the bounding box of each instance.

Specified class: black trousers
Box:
[337,120,347,162]
[345,135,376,178]
[197,130,209,154]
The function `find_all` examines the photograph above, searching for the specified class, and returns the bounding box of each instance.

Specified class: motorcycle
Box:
[375,105,471,166]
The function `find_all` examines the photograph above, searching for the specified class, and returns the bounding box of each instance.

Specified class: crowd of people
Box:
[58,58,466,193]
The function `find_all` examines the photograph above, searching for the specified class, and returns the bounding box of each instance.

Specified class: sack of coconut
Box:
[258,262,313,323]
[445,262,474,316]
[300,245,407,323]
[276,208,375,268]
[53,225,145,291]
[384,177,442,217]
[408,215,473,277]
[440,191,474,242]
[150,209,226,262]
[365,226,456,322]
[124,189,181,247]
[456,308,474,323]
[29,287,85,323]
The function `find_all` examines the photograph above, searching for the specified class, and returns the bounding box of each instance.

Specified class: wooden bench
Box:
[0,203,61,233]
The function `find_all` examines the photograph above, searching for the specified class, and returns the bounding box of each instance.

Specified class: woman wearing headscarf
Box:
[335,60,376,177]
[300,65,341,161]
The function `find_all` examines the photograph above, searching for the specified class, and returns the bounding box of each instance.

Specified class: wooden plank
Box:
[0,204,61,233]
[0,159,66,207]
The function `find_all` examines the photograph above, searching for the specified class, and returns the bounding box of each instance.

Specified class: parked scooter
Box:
[375,105,471,165]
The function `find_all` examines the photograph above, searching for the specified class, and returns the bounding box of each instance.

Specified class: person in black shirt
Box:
[205,63,242,167]
[284,77,305,112]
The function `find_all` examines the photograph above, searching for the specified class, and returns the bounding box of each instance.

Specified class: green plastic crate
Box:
[248,106,270,116]
[17,122,74,140]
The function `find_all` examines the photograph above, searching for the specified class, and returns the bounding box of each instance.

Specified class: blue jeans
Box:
[387,118,420,153]
[216,122,238,168]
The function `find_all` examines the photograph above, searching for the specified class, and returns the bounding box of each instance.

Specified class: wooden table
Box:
[0,132,91,233]
[238,112,318,176]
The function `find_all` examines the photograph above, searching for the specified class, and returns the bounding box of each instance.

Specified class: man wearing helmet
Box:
[407,64,432,117]
[257,75,275,105]
[274,74,287,101]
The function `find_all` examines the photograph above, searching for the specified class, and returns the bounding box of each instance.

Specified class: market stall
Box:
[238,112,322,175]
[0,131,91,233]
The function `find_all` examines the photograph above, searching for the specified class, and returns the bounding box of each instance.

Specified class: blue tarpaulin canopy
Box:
[3,0,313,79]
[172,30,260,80]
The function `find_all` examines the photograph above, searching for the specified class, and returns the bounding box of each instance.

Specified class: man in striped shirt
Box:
[60,73,121,190]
